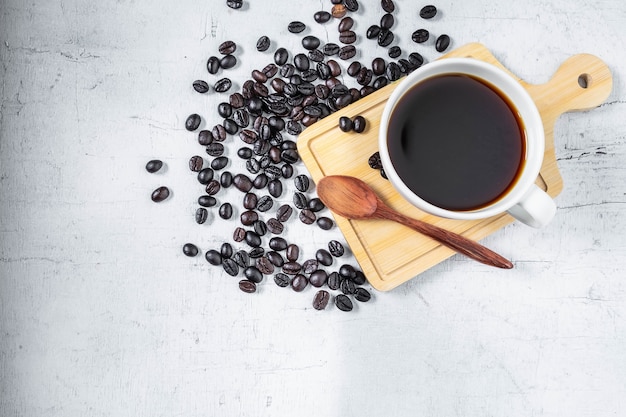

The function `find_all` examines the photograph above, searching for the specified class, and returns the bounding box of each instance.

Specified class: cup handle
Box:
[506,185,556,228]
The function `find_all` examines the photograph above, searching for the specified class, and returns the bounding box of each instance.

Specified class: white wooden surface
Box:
[1,1,625,416]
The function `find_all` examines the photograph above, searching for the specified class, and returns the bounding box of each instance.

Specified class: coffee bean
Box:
[338,45,356,60]
[339,264,356,279]
[340,278,357,295]
[327,272,340,290]
[219,202,233,219]
[223,258,239,276]
[328,240,345,257]
[267,251,285,268]
[206,143,224,157]
[283,261,302,275]
[233,174,253,192]
[380,13,394,30]
[274,48,289,66]
[269,237,288,251]
[233,227,246,243]
[356,67,373,86]
[286,244,299,261]
[293,192,307,210]
[380,168,387,179]
[244,230,261,248]
[316,249,333,266]
[198,195,217,207]
[220,171,233,188]
[292,175,309,192]
[266,218,284,235]
[214,78,232,93]
[220,55,237,69]
[274,273,290,287]
[435,34,450,52]
[242,266,263,284]
[338,16,354,32]
[211,156,229,170]
[255,257,274,275]
[381,0,395,13]
[211,124,227,142]
[309,270,328,288]
[185,114,201,131]
[339,30,357,44]
[420,4,437,19]
[316,217,334,230]
[237,147,253,160]
[388,45,401,58]
[230,251,248,269]
[205,249,222,265]
[281,163,294,179]
[366,25,381,39]
[302,259,319,275]
[373,76,388,89]
[308,49,324,63]
[256,195,273,212]
[243,192,257,210]
[312,290,330,310]
[240,210,258,226]
[352,115,367,133]
[267,179,283,198]
[183,243,199,257]
[249,247,265,258]
[331,4,347,18]
[256,35,270,52]
[294,53,310,71]
[197,130,213,146]
[345,0,359,12]
[335,294,353,311]
[151,186,170,202]
[353,270,366,285]
[372,57,386,76]
[337,116,353,132]
[281,149,299,164]
[193,80,210,94]
[239,280,256,293]
[301,35,320,51]
[368,151,383,169]
[353,287,371,302]
[226,0,243,9]
[314,10,332,23]
[276,204,293,222]
[187,156,203,172]
[207,56,220,74]
[397,59,412,74]
[288,21,306,33]
[218,40,237,55]
[408,52,425,68]
[205,180,220,195]
[145,159,163,173]
[386,62,401,81]
[378,29,394,47]
[195,207,208,224]
[412,29,429,43]
[290,274,308,292]
[307,198,325,212]
[219,242,233,259]
[218,102,233,118]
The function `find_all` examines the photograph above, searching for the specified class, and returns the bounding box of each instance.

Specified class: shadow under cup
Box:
[379,58,546,222]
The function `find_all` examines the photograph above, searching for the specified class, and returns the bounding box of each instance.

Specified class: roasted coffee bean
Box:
[268,179,283,198]
[188,156,203,172]
[292,175,309,192]
[412,29,429,43]
[205,249,222,266]
[183,243,199,257]
[226,0,243,10]
[397,58,413,74]
[356,67,373,86]
[331,4,347,18]
[276,204,293,222]
[378,29,394,47]
[283,261,302,275]
[211,156,229,170]
[381,0,395,13]
[338,45,356,60]
[386,62,401,81]
[368,151,383,169]
[219,202,233,219]
[262,63,278,78]
[292,192,307,210]
[197,168,214,185]
[233,250,250,268]
[302,35,320,51]
[197,130,213,146]
[266,218,284,235]
[255,257,274,275]
[308,49,324,63]
[281,149,299,164]
[294,53,310,71]
[239,129,258,145]
[302,259,319,275]
[312,290,330,310]
[352,115,367,133]
[267,251,285,268]
[198,195,217,207]
[340,278,357,295]
[327,272,341,290]
[251,70,267,85]
[327,60,341,77]
[290,274,308,292]
[239,280,256,293]
[420,4,437,19]
[335,294,353,311]
[211,124,227,142]
[316,249,333,266]
[193,79,210,93]
[205,180,221,195]
[146,159,163,173]
[373,76,388,89]
[246,158,261,174]
[220,171,233,188]
[286,244,300,261]
[214,78,232,93]
[366,25,381,39]
[206,143,225,158]
[380,13,394,30]
[329,240,345,257]
[223,258,239,276]
[309,270,328,288]
[435,34,450,52]
[218,102,233,118]
[274,273,290,287]
[361,86,376,96]
[269,237,288,251]
[245,230,262,248]
[307,198,325,212]
[253,140,270,156]
[339,30,357,44]
[218,40,237,55]
[222,118,238,135]
[408,52,425,67]
[314,10,332,23]
[256,195,273,212]
[299,209,316,225]
[185,114,201,131]
[344,0,359,12]
[256,35,270,52]
[243,266,263,284]
[353,270,367,285]
[240,210,258,226]
[274,48,289,66]
[248,247,265,258]
[233,227,246,243]
[338,16,354,32]
[243,192,258,210]
[388,45,401,58]
[335,93,352,109]
[264,166,281,182]
[281,163,293,179]
[220,54,237,70]
[372,57,386,76]
[316,217,334,230]
[220,242,233,259]
[338,116,353,132]
[195,207,208,224]
[380,168,387,179]
[237,147,252,160]
[207,56,220,74]
[339,264,356,279]
[288,21,306,33]
[354,287,371,302]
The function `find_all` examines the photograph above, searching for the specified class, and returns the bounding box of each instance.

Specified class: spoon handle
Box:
[378,205,513,269]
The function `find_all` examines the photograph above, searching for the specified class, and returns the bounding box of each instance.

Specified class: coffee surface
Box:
[387,73,526,211]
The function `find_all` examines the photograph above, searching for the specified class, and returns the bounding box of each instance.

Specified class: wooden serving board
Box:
[298,43,613,291]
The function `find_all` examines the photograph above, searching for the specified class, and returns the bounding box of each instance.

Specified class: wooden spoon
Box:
[316,175,513,269]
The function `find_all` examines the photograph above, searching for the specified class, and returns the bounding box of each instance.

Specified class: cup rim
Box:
[378,57,545,220]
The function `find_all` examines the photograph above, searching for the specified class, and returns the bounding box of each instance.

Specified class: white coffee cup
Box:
[378,58,556,228]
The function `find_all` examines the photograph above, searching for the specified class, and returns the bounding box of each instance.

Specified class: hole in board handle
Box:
[578,73,591,89]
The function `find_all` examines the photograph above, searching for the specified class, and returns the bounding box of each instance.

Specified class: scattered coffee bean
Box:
[221,171,233,188]
[214,78,232,93]
[151,186,170,202]
[354,287,371,302]
[380,13,394,30]
[240,210,259,226]
[198,195,217,207]
[290,274,308,292]
[335,294,353,311]
[205,179,221,195]
[267,179,283,198]
[269,237,288,251]
[146,159,163,173]
[255,257,274,275]
[256,195,273,212]
[331,4,347,18]
[193,80,210,93]
[338,116,353,132]
[218,40,237,55]
[302,259,319,275]
[233,227,246,242]
[220,242,233,259]
[283,261,302,275]
[307,198,325,212]
[299,209,316,225]
[220,54,237,69]
[381,0,395,13]
[388,45,401,58]
[302,35,320,51]
[211,156,229,170]
[352,115,367,133]
[412,29,429,43]
[420,5,437,19]
[288,21,306,33]
[338,16,354,32]
[256,36,270,52]
[408,52,425,67]
[185,114,201,131]
[366,24,381,39]
[340,278,357,295]
[368,151,383,169]
[219,202,233,219]
[223,258,239,276]
[345,0,359,12]
[183,243,199,257]
[338,45,356,60]
[206,56,220,74]
[314,10,332,23]
[293,192,307,210]
[188,156,203,172]
[245,230,262,248]
[274,272,291,287]
[195,207,208,224]
[286,244,300,261]
[378,29,394,47]
[435,34,450,52]
[353,270,367,285]
[276,204,293,222]
[197,130,213,146]
[328,240,345,257]
[267,251,285,267]
[316,249,333,266]
[205,249,222,266]
[312,290,330,310]
[339,30,357,44]
[266,218,284,234]
[316,217,334,230]
[233,174,253,192]
[327,272,341,290]
[248,247,265,258]
[309,270,328,288]
[239,279,256,293]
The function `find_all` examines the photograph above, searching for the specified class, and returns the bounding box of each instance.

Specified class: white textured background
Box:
[1,1,625,416]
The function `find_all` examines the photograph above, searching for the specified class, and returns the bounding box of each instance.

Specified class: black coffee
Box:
[387,73,526,211]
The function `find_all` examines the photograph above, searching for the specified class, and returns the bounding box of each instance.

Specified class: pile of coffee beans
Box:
[147,1,454,311]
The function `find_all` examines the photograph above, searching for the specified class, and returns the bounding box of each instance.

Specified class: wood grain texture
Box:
[298,43,612,291]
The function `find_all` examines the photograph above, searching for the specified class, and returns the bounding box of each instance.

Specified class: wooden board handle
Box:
[524,54,613,123]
